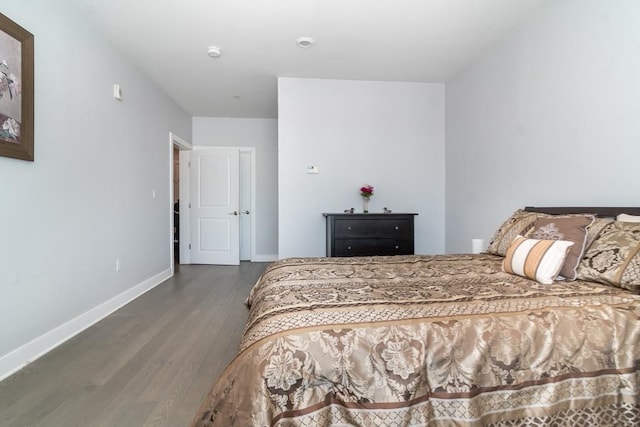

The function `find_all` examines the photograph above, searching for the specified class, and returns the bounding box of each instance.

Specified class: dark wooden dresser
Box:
[323,213,417,257]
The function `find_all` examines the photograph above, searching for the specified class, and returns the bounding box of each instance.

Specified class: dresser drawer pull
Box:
[395,226,399,230]
[347,246,352,250]
[395,245,400,249]
[347,226,352,230]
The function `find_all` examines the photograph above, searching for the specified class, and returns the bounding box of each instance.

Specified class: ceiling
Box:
[65,0,547,119]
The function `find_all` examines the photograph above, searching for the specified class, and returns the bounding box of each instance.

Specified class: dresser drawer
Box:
[334,238,414,257]
[334,218,412,239]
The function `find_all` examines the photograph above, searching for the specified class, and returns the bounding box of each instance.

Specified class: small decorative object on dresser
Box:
[323,212,417,257]
[359,184,374,213]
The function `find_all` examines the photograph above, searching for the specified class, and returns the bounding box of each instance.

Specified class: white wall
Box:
[192,117,278,260]
[445,0,640,253]
[0,1,192,379]
[278,78,445,258]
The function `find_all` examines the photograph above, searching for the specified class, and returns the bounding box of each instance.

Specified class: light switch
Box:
[113,84,123,100]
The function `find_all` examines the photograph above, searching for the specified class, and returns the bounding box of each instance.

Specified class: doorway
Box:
[169,132,192,275]
[175,145,255,266]
[239,151,252,261]
[173,146,180,264]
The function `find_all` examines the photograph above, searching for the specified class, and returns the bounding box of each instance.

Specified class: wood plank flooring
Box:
[0,262,268,427]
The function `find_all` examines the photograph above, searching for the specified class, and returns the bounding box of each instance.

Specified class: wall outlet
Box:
[116,258,122,272]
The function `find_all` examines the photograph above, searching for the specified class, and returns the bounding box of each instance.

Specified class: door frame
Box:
[240,148,256,261]
[169,132,192,274]
[174,145,256,265]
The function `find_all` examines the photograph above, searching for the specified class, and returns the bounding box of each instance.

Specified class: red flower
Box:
[360,185,374,198]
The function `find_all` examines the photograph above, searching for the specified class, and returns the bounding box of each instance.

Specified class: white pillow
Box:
[617,213,640,223]
[503,235,574,285]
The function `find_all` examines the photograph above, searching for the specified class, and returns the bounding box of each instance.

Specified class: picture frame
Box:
[0,13,34,161]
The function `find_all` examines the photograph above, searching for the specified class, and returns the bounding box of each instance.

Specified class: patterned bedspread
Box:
[192,254,640,426]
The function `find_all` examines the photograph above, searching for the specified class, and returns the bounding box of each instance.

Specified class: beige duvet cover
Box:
[192,254,640,426]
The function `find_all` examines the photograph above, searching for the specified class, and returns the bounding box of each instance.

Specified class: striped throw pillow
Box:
[503,235,574,284]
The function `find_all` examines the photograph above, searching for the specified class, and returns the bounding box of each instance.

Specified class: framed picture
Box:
[0,13,34,161]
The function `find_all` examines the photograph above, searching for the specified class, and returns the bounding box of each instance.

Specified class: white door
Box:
[190,148,240,265]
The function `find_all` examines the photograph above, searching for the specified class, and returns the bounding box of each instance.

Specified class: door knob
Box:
[242,210,250,214]
[229,211,239,215]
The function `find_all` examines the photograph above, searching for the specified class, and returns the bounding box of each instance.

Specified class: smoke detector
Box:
[296,37,314,48]
[207,46,222,58]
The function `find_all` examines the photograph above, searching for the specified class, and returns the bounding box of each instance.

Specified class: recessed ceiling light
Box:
[296,37,314,48]
[207,46,222,58]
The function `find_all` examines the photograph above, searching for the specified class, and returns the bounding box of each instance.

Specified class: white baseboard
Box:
[0,268,172,382]
[252,254,278,262]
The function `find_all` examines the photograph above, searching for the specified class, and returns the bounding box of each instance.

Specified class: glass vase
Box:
[363,197,369,213]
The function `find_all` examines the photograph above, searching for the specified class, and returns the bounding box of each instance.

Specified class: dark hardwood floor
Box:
[0,262,268,427]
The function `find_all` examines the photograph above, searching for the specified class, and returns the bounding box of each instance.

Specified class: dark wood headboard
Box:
[525,206,640,217]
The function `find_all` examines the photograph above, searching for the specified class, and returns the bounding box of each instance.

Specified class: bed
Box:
[192,207,640,426]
